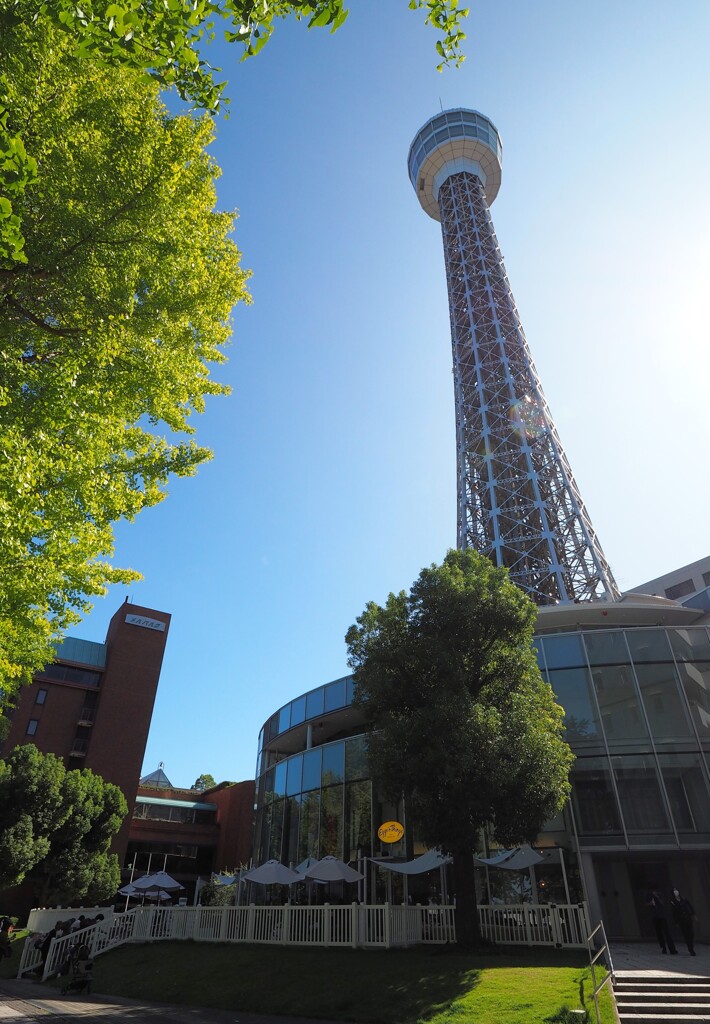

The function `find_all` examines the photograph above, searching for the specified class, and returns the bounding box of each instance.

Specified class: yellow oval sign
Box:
[377,821,404,844]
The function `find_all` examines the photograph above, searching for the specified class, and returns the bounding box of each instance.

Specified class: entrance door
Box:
[626,860,674,941]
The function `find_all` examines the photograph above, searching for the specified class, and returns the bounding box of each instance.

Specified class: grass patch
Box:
[71,941,616,1024]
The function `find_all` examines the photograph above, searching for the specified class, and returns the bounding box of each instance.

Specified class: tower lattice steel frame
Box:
[409,109,618,605]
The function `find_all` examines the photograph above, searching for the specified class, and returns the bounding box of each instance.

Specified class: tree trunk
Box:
[453,849,483,947]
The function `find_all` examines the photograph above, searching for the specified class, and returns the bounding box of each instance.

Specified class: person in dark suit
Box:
[670,888,697,956]
[646,886,677,954]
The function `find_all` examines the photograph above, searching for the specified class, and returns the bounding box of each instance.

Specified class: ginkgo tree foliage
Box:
[0,0,469,262]
[0,21,250,702]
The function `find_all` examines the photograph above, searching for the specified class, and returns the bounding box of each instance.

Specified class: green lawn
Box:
[53,941,616,1024]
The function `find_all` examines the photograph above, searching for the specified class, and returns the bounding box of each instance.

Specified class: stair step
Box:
[617,993,710,1004]
[617,1016,710,1023]
[617,1004,710,1016]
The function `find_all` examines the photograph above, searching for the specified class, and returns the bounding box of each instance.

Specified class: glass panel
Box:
[534,643,546,671]
[546,667,603,750]
[274,761,287,798]
[344,780,371,861]
[298,790,320,862]
[286,754,303,797]
[658,754,710,832]
[267,714,279,740]
[591,664,649,747]
[324,679,346,713]
[278,704,291,733]
[306,688,324,719]
[670,628,710,663]
[585,631,629,666]
[571,757,622,835]
[627,629,673,663]
[540,634,585,669]
[302,748,322,792]
[284,795,301,866]
[322,742,345,785]
[346,677,356,705]
[345,735,369,781]
[290,696,306,727]
[268,798,285,860]
[635,663,692,740]
[612,755,671,834]
[677,661,710,738]
[320,783,344,858]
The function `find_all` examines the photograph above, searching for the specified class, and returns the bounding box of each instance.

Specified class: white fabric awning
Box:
[371,849,452,875]
[472,846,544,870]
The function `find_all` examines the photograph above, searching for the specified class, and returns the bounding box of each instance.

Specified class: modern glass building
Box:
[254,588,710,938]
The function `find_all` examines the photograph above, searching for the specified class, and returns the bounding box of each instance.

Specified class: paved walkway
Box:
[611,941,710,977]
[0,979,344,1024]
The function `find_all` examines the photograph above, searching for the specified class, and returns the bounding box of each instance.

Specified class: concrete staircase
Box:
[614,973,710,1023]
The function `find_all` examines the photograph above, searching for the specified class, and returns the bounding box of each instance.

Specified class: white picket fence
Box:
[18,901,588,980]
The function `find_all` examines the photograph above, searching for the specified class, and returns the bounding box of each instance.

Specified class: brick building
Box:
[127,770,255,901]
[2,600,171,865]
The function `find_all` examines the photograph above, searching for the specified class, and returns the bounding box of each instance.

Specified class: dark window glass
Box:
[344,780,371,861]
[677,661,710,738]
[591,664,649,747]
[320,784,344,858]
[302,748,322,792]
[670,628,710,663]
[626,629,673,663]
[635,663,692,741]
[286,755,303,797]
[703,572,710,588]
[584,631,629,666]
[35,689,47,705]
[268,799,285,861]
[345,735,369,781]
[26,719,38,736]
[39,663,102,687]
[346,677,356,705]
[571,757,622,835]
[324,679,346,713]
[285,795,302,866]
[658,754,710,832]
[540,634,584,669]
[546,668,602,749]
[267,714,279,741]
[665,579,695,601]
[263,768,275,802]
[322,742,344,785]
[298,790,320,862]
[278,705,291,733]
[306,688,324,719]
[290,696,306,727]
[612,755,671,833]
[274,762,287,798]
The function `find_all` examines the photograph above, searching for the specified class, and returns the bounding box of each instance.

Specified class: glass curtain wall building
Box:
[255,594,710,937]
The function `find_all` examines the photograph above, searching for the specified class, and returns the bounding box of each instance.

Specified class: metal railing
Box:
[18,901,590,980]
[586,920,615,1024]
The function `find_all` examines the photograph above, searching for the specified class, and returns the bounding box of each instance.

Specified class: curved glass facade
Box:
[536,625,710,848]
[254,623,710,933]
[407,109,503,190]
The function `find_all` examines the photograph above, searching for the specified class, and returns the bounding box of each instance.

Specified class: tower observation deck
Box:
[409,109,618,605]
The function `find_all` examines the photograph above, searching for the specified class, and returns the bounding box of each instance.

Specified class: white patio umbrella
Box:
[130,870,185,893]
[244,860,303,885]
[305,856,363,883]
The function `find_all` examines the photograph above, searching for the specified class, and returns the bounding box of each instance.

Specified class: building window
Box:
[664,579,695,601]
[26,719,38,736]
[38,663,102,687]
[703,571,710,589]
[35,689,47,706]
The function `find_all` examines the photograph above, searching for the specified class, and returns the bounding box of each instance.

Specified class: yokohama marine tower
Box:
[408,109,618,606]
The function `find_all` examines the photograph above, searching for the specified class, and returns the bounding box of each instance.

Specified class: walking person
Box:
[646,885,677,954]
[670,887,697,956]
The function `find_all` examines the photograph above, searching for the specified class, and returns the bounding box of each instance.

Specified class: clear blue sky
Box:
[65,0,710,788]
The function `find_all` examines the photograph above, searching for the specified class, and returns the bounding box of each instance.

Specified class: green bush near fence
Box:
[68,940,616,1024]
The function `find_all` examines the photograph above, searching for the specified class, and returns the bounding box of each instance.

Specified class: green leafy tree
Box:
[1,1,468,117]
[0,21,250,702]
[0,744,127,904]
[193,773,217,791]
[346,549,574,946]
